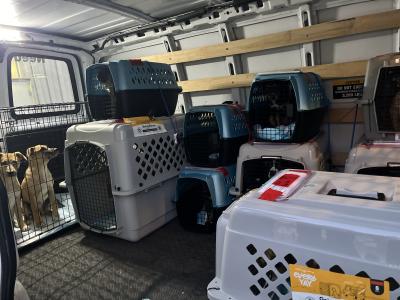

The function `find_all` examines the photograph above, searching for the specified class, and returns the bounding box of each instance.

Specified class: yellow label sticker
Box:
[289,264,390,300]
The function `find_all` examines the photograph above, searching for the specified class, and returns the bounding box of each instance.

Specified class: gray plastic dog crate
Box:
[65,116,186,241]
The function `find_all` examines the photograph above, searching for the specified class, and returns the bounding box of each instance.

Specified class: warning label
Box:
[332,79,364,99]
[290,264,390,300]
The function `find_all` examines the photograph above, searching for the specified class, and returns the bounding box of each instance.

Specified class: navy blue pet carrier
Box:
[248,72,329,143]
[86,60,181,120]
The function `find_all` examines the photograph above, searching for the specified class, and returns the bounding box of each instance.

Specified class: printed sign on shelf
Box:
[332,79,364,99]
[290,264,390,300]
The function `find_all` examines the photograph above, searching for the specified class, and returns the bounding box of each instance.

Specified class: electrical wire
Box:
[350,103,359,150]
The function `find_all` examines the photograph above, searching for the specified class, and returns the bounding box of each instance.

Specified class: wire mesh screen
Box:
[0,102,91,247]
[176,178,218,233]
[249,80,297,142]
[184,112,221,167]
[374,66,400,132]
[67,142,117,232]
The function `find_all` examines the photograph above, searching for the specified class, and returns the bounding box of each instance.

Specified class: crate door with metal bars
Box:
[0,102,91,247]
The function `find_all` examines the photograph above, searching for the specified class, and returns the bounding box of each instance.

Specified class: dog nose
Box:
[7,171,17,176]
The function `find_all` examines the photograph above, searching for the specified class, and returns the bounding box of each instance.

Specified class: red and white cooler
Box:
[208,169,400,300]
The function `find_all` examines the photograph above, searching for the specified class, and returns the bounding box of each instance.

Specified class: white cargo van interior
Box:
[0,0,399,299]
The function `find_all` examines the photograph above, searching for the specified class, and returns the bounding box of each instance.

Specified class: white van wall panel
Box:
[177,31,229,81]
[317,0,397,64]
[240,46,303,73]
[316,0,394,21]
[191,90,234,106]
[320,30,396,64]
[233,14,303,74]
[183,58,228,80]
[233,14,300,39]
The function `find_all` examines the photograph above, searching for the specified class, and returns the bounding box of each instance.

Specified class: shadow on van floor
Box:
[18,219,215,300]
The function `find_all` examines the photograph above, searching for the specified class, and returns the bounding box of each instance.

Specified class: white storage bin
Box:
[209,170,400,300]
[64,116,185,242]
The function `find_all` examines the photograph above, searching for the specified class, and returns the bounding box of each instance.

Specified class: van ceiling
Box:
[0,0,229,41]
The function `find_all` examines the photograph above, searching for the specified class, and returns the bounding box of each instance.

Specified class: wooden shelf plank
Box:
[178,60,368,93]
[142,10,400,65]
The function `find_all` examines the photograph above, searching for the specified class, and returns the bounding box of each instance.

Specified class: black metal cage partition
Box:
[0,102,91,247]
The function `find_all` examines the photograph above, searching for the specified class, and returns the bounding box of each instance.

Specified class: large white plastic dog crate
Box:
[208,170,400,300]
[231,141,324,195]
[64,116,185,242]
[345,142,400,176]
[346,53,400,176]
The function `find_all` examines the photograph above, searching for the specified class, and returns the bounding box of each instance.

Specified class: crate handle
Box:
[328,189,385,201]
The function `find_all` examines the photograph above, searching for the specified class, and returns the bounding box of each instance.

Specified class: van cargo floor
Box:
[18,219,215,300]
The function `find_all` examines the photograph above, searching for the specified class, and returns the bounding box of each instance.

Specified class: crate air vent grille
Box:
[133,134,185,188]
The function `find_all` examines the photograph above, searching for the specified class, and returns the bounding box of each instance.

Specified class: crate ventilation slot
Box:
[133,134,185,187]
[245,244,400,298]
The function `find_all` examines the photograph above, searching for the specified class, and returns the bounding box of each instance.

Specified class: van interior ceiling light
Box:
[0,0,22,41]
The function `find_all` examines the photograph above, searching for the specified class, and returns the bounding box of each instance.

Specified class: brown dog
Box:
[21,145,59,226]
[0,152,28,231]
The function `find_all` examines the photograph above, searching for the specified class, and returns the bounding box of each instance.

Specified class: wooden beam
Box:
[142,9,400,65]
[178,60,367,93]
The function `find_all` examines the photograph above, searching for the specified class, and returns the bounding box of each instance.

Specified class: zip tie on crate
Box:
[258,169,311,201]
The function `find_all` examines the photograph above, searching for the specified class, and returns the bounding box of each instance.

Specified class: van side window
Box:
[10,55,77,107]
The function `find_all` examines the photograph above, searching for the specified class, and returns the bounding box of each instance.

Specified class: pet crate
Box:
[0,102,91,247]
[86,60,181,120]
[345,142,400,176]
[231,141,324,195]
[208,170,400,300]
[0,180,29,300]
[248,72,329,143]
[361,53,400,140]
[184,105,248,168]
[64,116,186,242]
[175,165,236,232]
